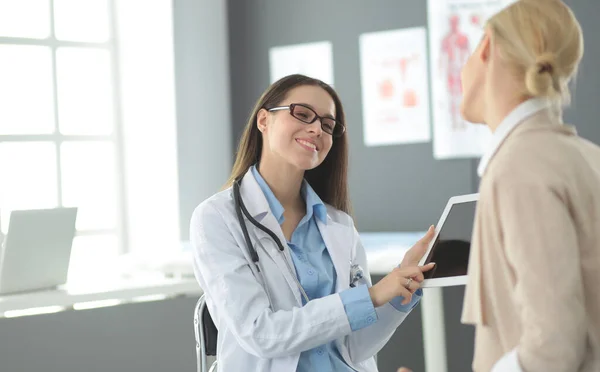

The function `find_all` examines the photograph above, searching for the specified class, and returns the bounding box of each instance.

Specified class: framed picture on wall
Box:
[269,41,334,86]
[359,27,432,147]
[427,0,516,159]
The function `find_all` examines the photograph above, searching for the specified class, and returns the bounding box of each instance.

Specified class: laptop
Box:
[0,207,78,295]
[419,193,479,287]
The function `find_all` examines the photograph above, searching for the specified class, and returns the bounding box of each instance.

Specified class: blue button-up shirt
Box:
[251,165,420,371]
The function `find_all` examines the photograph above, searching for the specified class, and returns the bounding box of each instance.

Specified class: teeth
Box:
[298,140,316,150]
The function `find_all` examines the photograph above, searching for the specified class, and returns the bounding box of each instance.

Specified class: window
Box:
[0,0,180,281]
[0,0,124,275]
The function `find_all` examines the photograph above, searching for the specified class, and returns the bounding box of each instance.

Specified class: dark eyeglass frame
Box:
[267,103,346,138]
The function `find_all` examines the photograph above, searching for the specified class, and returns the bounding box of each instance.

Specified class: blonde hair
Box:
[486,0,584,105]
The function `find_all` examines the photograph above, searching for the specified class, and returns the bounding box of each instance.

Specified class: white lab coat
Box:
[190,171,416,372]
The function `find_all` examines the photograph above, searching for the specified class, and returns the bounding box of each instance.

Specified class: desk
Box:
[0,273,201,316]
[0,232,417,316]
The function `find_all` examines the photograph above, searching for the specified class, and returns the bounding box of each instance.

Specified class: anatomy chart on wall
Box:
[359,27,431,147]
[428,0,515,159]
[269,41,334,86]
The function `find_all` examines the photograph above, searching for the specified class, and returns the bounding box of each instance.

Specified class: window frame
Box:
[0,0,128,254]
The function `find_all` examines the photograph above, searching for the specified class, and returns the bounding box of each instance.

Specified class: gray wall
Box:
[225,0,600,233]
[562,0,600,143]
[0,296,198,372]
[174,0,232,240]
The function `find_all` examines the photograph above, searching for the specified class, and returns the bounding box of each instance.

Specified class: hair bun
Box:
[525,52,560,97]
[536,52,557,74]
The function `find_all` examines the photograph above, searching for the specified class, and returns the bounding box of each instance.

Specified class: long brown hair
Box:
[224,74,351,214]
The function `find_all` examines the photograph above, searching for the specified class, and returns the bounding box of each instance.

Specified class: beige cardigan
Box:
[462,109,600,372]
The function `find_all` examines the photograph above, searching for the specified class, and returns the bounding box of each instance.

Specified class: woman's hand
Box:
[368,263,435,307]
[401,225,435,268]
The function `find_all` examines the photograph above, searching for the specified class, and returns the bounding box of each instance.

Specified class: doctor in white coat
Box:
[191,74,436,372]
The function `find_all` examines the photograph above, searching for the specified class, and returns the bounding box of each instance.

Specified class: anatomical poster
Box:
[269,41,334,86]
[359,27,431,147]
[428,0,515,159]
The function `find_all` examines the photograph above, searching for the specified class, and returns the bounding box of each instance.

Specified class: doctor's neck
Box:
[257,160,305,212]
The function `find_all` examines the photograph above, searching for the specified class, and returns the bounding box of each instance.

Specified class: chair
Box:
[194,294,218,372]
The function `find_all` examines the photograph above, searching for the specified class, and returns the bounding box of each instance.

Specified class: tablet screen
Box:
[423,201,476,279]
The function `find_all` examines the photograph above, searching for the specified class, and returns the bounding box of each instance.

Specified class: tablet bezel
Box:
[418,193,479,288]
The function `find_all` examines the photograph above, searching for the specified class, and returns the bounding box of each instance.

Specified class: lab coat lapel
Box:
[318,216,350,291]
[254,214,303,305]
[239,171,302,305]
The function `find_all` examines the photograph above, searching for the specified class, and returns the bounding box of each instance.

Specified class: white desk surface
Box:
[0,232,422,316]
[0,273,201,316]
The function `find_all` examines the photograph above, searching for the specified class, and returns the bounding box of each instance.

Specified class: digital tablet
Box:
[419,193,479,287]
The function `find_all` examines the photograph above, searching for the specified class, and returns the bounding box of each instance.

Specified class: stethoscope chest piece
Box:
[350,263,364,288]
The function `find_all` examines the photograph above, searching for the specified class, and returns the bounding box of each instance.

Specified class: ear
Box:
[478,31,491,63]
[256,108,268,133]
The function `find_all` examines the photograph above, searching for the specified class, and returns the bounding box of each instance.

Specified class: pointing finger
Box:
[420,262,436,273]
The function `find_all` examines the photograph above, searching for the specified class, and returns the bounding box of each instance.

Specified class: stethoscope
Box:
[232,176,366,305]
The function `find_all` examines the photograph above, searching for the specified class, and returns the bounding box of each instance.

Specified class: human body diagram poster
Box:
[359,27,431,147]
[428,0,515,159]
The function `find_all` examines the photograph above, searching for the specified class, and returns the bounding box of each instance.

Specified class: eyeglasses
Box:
[267,103,345,138]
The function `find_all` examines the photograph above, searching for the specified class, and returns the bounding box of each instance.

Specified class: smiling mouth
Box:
[296,139,318,151]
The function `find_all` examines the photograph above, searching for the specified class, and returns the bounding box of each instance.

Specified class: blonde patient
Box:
[459,0,600,371]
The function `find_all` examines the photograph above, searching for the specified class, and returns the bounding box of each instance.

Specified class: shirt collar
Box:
[477,98,551,177]
[250,165,327,225]
[302,179,328,224]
